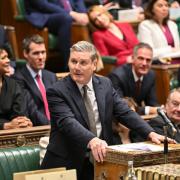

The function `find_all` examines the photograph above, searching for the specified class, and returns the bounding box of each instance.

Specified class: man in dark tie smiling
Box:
[109,42,159,115]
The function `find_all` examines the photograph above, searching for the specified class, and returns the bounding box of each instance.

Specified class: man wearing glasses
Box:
[148,88,180,143]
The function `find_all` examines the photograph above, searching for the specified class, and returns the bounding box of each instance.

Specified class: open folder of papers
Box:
[107,142,165,152]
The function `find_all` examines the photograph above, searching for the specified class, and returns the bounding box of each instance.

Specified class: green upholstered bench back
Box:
[0,146,40,180]
[15,0,26,21]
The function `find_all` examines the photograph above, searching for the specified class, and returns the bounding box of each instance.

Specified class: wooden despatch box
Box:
[95,142,180,180]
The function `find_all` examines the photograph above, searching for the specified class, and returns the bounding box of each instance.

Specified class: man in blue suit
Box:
[13,34,57,124]
[24,0,88,71]
[41,41,173,180]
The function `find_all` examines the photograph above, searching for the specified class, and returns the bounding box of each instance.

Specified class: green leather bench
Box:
[0,146,40,180]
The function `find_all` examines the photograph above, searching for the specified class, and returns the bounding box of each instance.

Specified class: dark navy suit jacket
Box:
[24,0,87,28]
[108,64,159,114]
[13,66,57,123]
[42,75,154,178]
[148,115,180,143]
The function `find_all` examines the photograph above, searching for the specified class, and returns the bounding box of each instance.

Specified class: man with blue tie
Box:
[24,0,89,71]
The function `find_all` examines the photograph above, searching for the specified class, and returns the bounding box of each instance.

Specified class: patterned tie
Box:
[83,85,97,136]
[36,74,50,120]
[60,0,72,11]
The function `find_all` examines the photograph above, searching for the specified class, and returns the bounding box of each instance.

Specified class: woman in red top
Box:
[88,5,139,66]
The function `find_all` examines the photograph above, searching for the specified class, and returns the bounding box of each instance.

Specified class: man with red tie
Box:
[13,34,57,124]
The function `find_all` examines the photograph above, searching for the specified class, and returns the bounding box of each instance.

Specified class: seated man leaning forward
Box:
[41,41,175,180]
[148,88,180,143]
[108,42,159,115]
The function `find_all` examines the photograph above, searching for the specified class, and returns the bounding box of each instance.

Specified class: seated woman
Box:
[0,48,48,130]
[138,0,180,60]
[0,48,32,129]
[88,5,139,66]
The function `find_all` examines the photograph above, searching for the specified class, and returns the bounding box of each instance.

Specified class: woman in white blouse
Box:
[138,0,180,59]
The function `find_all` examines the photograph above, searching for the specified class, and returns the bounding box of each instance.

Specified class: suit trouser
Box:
[46,13,72,71]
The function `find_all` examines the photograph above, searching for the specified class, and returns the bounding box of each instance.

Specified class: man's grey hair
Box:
[70,41,98,61]
[22,34,45,53]
[167,88,180,102]
[133,42,153,57]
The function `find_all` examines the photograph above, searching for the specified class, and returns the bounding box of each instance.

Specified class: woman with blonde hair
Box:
[88,5,139,66]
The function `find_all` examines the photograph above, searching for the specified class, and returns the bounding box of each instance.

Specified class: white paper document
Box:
[108,142,164,152]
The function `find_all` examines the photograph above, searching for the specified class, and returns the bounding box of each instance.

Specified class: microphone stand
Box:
[163,126,168,164]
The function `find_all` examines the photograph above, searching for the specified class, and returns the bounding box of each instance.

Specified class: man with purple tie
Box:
[24,0,89,71]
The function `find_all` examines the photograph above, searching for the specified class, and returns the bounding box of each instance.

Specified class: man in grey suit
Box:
[108,42,159,115]
[14,35,57,125]
[41,41,173,180]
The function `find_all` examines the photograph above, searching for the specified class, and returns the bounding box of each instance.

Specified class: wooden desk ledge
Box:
[0,125,50,148]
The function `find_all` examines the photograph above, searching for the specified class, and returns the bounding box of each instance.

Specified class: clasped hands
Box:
[4,116,33,130]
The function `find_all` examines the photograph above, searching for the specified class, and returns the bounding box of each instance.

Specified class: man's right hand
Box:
[88,137,108,163]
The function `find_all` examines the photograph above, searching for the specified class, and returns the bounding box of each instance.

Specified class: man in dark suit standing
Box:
[13,34,57,124]
[108,42,159,115]
[41,41,172,180]
[24,0,89,71]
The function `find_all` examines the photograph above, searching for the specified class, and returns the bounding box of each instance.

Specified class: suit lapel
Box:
[93,76,105,126]
[42,70,49,89]
[66,76,89,127]
[127,66,136,96]
[22,67,43,101]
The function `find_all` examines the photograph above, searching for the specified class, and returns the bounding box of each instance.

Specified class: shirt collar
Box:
[132,67,143,82]
[76,77,93,92]
[26,64,42,79]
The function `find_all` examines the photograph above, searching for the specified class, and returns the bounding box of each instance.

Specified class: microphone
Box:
[157,108,177,135]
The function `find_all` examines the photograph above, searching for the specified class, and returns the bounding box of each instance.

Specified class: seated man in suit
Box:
[13,34,57,123]
[108,42,159,115]
[0,47,49,129]
[24,0,89,71]
[41,41,174,180]
[148,88,180,143]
